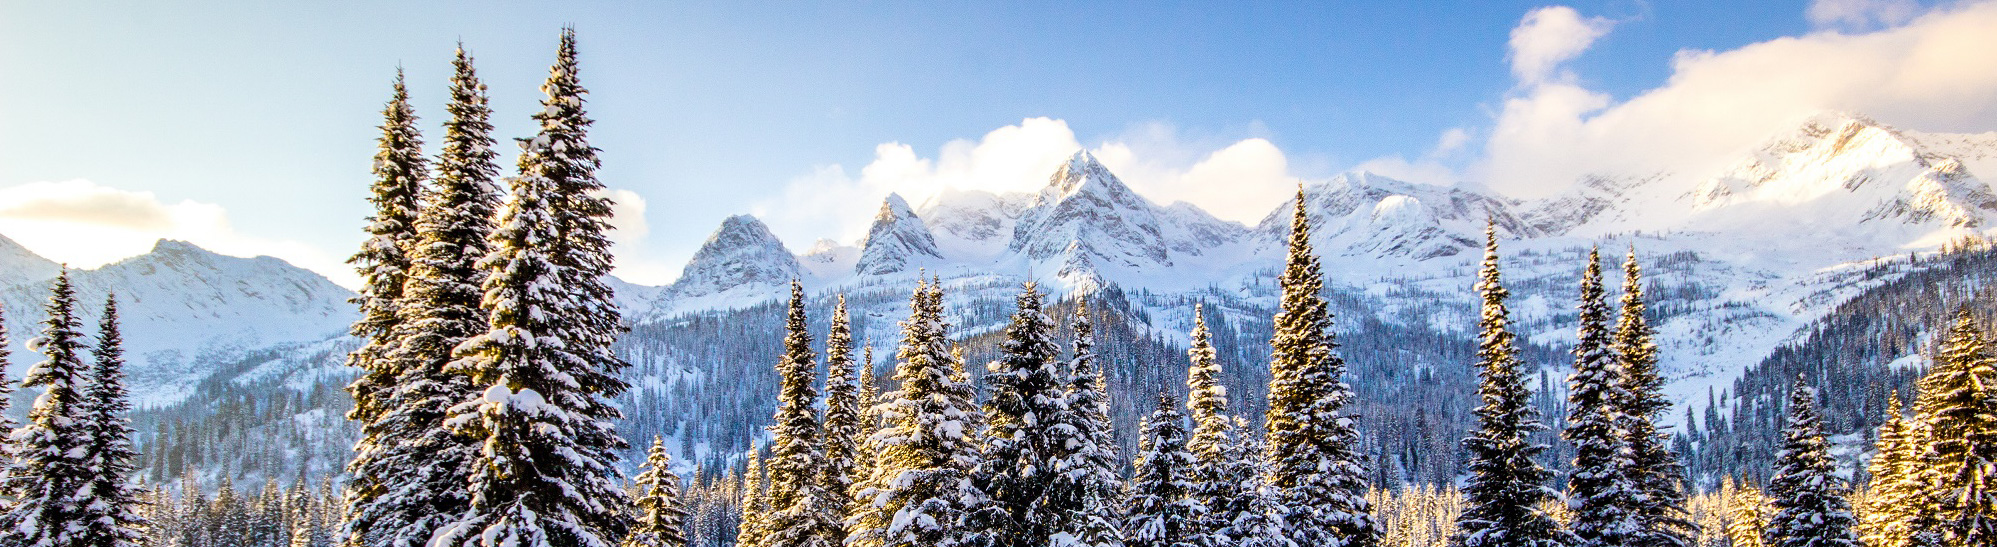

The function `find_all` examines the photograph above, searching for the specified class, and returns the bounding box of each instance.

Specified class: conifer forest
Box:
[10,21,1997,547]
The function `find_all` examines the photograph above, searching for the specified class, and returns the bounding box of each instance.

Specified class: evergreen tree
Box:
[1263,187,1376,547]
[0,271,97,547]
[352,44,496,547]
[528,31,631,478]
[0,302,19,497]
[847,281,986,547]
[739,450,770,547]
[80,294,144,547]
[1124,394,1205,547]
[342,69,428,547]
[1916,309,1997,544]
[1046,300,1124,547]
[628,437,689,547]
[1186,305,1245,547]
[1614,250,1695,547]
[1451,226,1573,547]
[1225,421,1292,547]
[428,54,629,543]
[765,281,844,547]
[823,294,863,515]
[1565,247,1641,547]
[1856,392,1917,547]
[1763,379,1858,547]
[1725,480,1768,547]
[967,282,1068,547]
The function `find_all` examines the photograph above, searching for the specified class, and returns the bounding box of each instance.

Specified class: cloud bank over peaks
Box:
[754,117,1310,248]
[0,179,351,286]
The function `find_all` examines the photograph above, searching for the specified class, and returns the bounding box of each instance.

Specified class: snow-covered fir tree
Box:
[1613,250,1694,547]
[1123,393,1205,547]
[765,281,844,547]
[966,282,1068,547]
[428,65,629,543]
[739,450,770,547]
[1763,378,1857,547]
[342,68,428,547]
[0,271,97,547]
[847,280,987,547]
[628,437,689,547]
[1451,226,1574,547]
[1857,392,1918,547]
[1725,480,1768,547]
[1225,419,1291,547]
[1185,305,1247,547]
[1915,309,1997,544]
[1564,247,1641,547]
[528,32,632,480]
[80,294,143,547]
[0,302,19,495]
[822,294,863,517]
[350,44,497,547]
[1045,299,1125,547]
[1262,187,1376,547]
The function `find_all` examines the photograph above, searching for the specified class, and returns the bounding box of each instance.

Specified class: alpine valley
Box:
[9,112,1997,491]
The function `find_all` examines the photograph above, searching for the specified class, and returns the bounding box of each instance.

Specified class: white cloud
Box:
[1474,1,1997,198]
[755,118,1306,246]
[1808,0,1920,30]
[1508,6,1617,85]
[0,179,353,286]
[597,188,680,285]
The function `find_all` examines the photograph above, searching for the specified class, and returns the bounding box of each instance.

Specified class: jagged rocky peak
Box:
[855,193,943,275]
[1009,150,1172,270]
[669,214,799,299]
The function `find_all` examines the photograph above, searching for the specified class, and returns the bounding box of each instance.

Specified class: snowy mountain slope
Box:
[854,193,944,275]
[916,188,1036,262]
[0,233,60,290]
[1255,171,1533,262]
[1,239,356,406]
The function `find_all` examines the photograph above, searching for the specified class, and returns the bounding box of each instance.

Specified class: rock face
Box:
[665,215,799,303]
[855,193,943,275]
[1008,151,1176,273]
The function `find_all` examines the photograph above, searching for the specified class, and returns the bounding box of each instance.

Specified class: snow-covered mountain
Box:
[643,214,801,318]
[854,193,943,275]
[0,239,356,406]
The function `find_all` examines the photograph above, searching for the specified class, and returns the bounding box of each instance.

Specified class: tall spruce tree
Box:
[1225,420,1291,547]
[428,80,627,545]
[0,302,18,493]
[1763,378,1858,547]
[1451,226,1573,547]
[342,70,428,547]
[1857,392,1918,547]
[765,281,844,547]
[0,271,96,547]
[1725,480,1768,547]
[352,44,499,547]
[1186,305,1247,547]
[627,437,688,547]
[847,281,987,547]
[1124,394,1204,547]
[1564,247,1641,547]
[529,29,630,455]
[823,294,863,516]
[1263,187,1375,547]
[740,450,770,547]
[1613,250,1694,547]
[1046,299,1124,547]
[80,294,143,547]
[967,282,1068,547]
[1916,309,1997,544]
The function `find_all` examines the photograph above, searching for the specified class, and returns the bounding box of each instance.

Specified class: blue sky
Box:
[5,0,1994,285]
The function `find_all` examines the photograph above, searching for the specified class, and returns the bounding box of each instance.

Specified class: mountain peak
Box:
[1047,149,1128,198]
[668,215,799,302]
[856,193,943,275]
